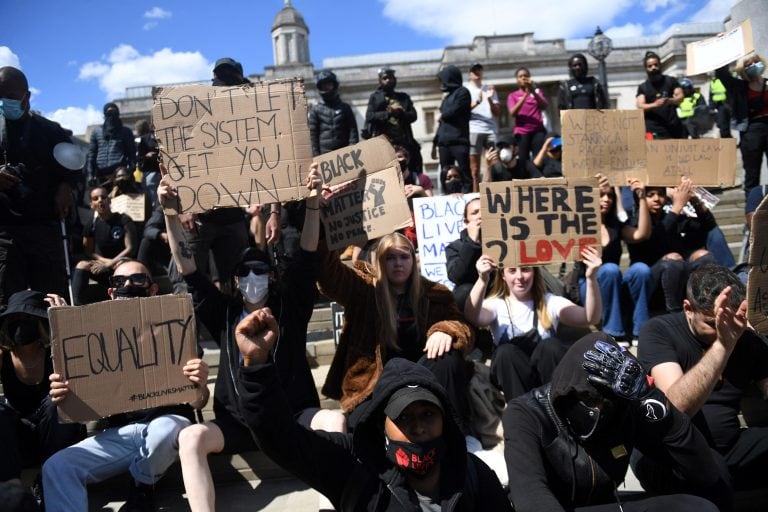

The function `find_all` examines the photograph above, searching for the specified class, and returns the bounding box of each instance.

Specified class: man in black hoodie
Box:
[504,332,730,512]
[87,102,135,185]
[309,70,359,156]
[436,65,472,193]
[235,309,512,511]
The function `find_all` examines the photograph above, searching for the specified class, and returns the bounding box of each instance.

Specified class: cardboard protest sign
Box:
[748,194,768,334]
[686,19,754,76]
[646,139,737,187]
[111,193,146,222]
[321,166,412,250]
[481,177,600,268]
[562,110,647,183]
[314,136,398,188]
[50,294,200,422]
[413,194,478,289]
[152,79,313,214]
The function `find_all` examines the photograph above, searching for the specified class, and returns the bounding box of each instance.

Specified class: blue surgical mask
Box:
[746,62,766,79]
[0,98,25,121]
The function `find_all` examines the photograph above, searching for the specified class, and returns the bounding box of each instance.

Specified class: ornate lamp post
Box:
[588,26,613,99]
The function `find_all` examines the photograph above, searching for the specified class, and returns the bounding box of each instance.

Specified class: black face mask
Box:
[647,69,663,82]
[113,286,150,299]
[7,317,40,346]
[444,179,463,194]
[385,437,446,478]
[320,90,338,103]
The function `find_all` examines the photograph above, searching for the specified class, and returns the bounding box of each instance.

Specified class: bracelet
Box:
[269,211,280,217]
[306,206,320,211]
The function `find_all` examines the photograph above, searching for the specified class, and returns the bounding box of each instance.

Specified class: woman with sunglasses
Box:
[0,290,85,497]
[72,186,137,305]
[160,164,324,512]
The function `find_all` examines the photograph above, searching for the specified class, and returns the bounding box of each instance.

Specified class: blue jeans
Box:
[42,414,190,511]
[579,262,654,338]
[706,227,735,268]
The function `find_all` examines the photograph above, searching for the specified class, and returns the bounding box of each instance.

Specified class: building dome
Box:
[271,0,308,32]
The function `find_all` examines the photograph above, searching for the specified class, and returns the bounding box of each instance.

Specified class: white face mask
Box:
[238,272,269,304]
[499,148,514,163]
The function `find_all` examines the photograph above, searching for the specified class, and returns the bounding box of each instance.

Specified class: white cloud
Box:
[29,87,41,97]
[45,105,103,136]
[689,0,737,23]
[78,45,211,99]
[144,7,172,19]
[604,23,645,39]
[0,46,21,69]
[380,0,635,42]
[143,21,159,31]
[647,1,687,34]
[643,0,672,12]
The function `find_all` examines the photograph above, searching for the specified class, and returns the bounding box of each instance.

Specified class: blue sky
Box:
[3,0,735,135]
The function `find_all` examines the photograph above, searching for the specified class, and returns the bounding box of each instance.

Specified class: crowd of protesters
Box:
[0,45,767,512]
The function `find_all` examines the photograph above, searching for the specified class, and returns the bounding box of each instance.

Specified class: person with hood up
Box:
[87,102,136,186]
[557,53,609,111]
[435,65,472,193]
[503,332,729,512]
[309,70,359,156]
[234,309,513,511]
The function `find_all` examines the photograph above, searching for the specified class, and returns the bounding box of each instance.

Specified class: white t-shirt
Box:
[466,81,499,134]
[486,293,572,346]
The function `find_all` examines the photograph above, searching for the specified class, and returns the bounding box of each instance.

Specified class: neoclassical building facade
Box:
[114,0,724,176]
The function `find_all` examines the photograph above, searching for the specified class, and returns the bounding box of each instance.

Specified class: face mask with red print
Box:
[384,437,446,478]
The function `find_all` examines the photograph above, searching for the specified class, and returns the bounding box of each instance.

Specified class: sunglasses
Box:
[234,261,270,277]
[109,273,152,288]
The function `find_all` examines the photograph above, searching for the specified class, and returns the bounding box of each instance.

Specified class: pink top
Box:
[507,89,547,134]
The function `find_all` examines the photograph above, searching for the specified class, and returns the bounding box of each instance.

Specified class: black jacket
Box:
[503,333,723,512]
[363,89,417,145]
[237,357,512,511]
[309,96,360,156]
[715,64,767,132]
[436,66,471,146]
[557,77,609,110]
[627,206,716,265]
[186,248,320,424]
[2,113,82,225]
[87,123,136,177]
[445,229,481,288]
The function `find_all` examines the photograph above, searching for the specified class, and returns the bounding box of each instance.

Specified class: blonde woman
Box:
[464,248,601,401]
[318,232,474,429]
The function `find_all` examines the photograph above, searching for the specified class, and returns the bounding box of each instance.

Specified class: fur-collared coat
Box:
[318,243,473,412]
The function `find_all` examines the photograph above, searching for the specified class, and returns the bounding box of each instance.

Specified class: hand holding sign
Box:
[236,307,279,366]
[475,254,498,283]
[49,373,70,405]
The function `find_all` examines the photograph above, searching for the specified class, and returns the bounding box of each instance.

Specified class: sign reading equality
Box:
[50,294,200,422]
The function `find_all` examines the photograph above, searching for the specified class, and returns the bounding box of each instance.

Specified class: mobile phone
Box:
[484,140,496,150]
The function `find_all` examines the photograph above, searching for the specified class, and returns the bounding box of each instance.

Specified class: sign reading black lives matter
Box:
[152,80,313,215]
[748,194,768,334]
[49,295,200,422]
[481,177,601,268]
[322,165,413,250]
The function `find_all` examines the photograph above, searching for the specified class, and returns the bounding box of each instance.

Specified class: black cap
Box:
[214,57,238,72]
[496,134,517,147]
[103,102,119,115]
[378,67,395,78]
[469,62,483,73]
[0,290,49,320]
[384,385,444,420]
